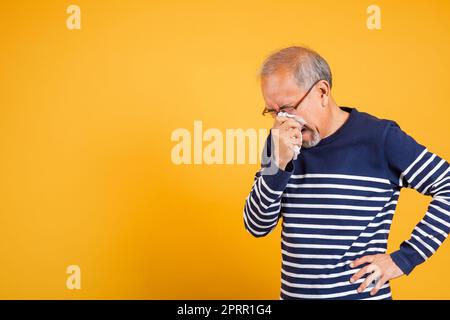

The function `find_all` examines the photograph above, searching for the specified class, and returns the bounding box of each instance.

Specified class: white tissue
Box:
[277,112,302,160]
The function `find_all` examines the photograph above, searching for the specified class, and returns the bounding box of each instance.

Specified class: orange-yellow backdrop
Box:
[1,0,449,299]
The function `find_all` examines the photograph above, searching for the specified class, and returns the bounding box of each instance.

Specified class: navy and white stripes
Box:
[385,123,450,274]
[243,107,450,300]
[243,169,285,238]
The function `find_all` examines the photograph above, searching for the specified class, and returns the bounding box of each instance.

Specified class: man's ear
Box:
[319,81,330,107]
[321,94,329,108]
[318,80,330,96]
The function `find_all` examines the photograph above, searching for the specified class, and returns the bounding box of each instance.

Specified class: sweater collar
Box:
[313,106,358,147]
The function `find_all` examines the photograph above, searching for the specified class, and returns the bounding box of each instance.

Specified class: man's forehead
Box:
[262,72,302,92]
[262,75,303,106]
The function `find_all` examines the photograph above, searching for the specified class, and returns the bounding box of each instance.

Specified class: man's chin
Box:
[302,131,321,148]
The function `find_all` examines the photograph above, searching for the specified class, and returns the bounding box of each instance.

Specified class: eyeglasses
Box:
[261,79,323,116]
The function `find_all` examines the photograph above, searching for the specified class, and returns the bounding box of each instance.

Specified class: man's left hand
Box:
[349,254,404,296]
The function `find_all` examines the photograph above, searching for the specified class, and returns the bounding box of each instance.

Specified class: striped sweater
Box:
[243,106,450,300]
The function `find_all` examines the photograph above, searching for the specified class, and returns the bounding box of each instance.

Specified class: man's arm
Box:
[243,131,294,237]
[383,121,450,275]
[350,120,450,296]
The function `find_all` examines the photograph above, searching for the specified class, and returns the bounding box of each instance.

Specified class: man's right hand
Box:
[270,115,303,170]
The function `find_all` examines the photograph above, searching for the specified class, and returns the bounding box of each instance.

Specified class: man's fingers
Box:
[274,115,298,128]
[288,127,302,139]
[273,115,290,127]
[350,255,376,268]
[370,275,388,296]
[273,115,300,127]
[349,264,376,283]
[349,266,368,283]
[281,119,302,131]
[357,271,379,294]
[290,135,300,143]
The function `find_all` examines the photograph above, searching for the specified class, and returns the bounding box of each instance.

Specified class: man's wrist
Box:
[278,158,294,171]
[260,160,294,197]
[390,250,415,276]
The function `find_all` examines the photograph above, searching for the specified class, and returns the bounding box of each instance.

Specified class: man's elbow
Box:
[243,218,272,238]
[245,228,270,238]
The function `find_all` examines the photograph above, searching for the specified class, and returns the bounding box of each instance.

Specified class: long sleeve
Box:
[243,131,294,237]
[384,121,450,275]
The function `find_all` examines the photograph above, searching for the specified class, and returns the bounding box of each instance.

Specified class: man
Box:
[243,46,450,300]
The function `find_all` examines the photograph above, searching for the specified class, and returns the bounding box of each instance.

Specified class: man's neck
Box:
[321,103,350,139]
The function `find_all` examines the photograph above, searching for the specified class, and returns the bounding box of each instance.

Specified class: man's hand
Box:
[349,254,404,296]
[271,115,302,170]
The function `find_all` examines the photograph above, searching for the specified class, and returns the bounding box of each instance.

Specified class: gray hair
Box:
[259,46,333,89]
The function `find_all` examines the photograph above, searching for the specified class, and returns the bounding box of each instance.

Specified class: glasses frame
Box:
[261,79,323,116]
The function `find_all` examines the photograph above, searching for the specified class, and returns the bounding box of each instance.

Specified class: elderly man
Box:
[243,46,450,300]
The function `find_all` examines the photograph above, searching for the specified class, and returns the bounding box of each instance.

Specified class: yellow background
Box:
[1,0,449,299]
